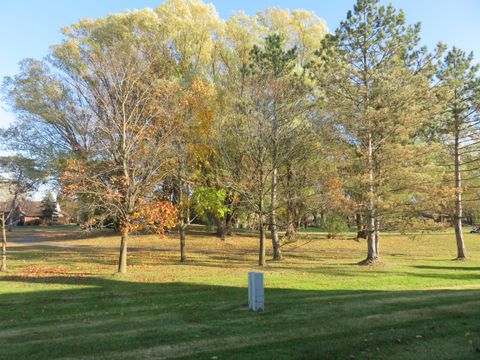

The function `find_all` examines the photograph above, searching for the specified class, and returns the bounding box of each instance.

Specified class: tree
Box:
[248,33,298,260]
[6,10,181,273]
[435,48,480,260]
[171,79,221,261]
[1,212,6,271]
[216,9,327,264]
[1,58,94,172]
[220,99,270,266]
[313,0,442,263]
[0,156,45,230]
[218,34,310,265]
[41,191,57,222]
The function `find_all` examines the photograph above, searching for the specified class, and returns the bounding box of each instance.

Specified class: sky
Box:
[1,0,480,130]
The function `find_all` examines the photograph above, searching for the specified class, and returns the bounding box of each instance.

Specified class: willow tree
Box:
[313,0,441,263]
[155,0,223,78]
[435,48,480,260]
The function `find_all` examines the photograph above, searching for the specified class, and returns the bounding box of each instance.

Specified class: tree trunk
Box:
[118,231,128,273]
[216,193,235,240]
[270,166,282,260]
[179,224,186,262]
[1,213,6,272]
[225,211,234,236]
[374,217,380,258]
[355,213,362,232]
[285,163,296,240]
[258,189,266,266]
[365,211,377,262]
[285,220,296,241]
[215,217,226,240]
[259,214,266,266]
[454,128,467,259]
[363,132,378,264]
[177,162,188,262]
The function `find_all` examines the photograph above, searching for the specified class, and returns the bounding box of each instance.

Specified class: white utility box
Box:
[248,272,264,312]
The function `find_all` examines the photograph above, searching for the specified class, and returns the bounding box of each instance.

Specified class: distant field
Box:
[1,226,480,359]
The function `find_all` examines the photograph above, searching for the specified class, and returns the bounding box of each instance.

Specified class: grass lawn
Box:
[1,226,480,359]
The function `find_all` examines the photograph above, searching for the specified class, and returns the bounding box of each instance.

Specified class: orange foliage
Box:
[123,200,178,236]
[322,178,354,211]
[61,159,86,195]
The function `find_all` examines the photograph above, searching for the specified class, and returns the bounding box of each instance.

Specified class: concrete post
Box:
[248,272,264,311]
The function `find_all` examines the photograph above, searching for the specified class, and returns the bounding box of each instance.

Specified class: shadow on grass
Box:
[412,265,480,271]
[8,246,118,267]
[1,274,480,360]
[8,226,118,244]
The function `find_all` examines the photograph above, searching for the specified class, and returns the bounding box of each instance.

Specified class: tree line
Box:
[1,0,480,273]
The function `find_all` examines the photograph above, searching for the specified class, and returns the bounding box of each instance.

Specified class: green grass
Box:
[1,226,480,359]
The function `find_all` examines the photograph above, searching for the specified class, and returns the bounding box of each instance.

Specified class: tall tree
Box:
[5,10,180,273]
[313,0,442,263]
[436,48,480,259]
[220,90,270,266]
[171,78,224,261]
[248,33,301,260]
[216,9,327,264]
[219,34,313,264]
[0,212,6,271]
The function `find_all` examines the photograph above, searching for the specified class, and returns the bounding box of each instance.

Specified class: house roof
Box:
[20,201,44,217]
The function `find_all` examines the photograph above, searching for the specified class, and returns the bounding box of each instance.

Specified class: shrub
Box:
[324,213,349,239]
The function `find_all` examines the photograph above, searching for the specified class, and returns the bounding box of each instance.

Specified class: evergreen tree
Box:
[313,0,442,263]
[41,192,57,221]
[436,47,480,259]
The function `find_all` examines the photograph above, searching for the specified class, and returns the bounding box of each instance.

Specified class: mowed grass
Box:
[1,226,480,359]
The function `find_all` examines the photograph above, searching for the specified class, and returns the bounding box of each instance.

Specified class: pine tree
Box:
[41,192,57,222]
[436,48,480,260]
[313,0,441,263]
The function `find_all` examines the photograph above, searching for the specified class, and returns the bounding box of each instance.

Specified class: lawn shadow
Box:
[412,265,480,271]
[1,275,480,359]
[8,226,117,244]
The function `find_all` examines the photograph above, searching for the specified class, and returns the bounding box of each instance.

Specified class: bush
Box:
[324,213,349,239]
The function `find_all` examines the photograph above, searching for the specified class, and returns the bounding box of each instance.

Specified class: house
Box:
[0,200,70,225]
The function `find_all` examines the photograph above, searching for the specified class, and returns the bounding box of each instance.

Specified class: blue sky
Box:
[1,0,480,129]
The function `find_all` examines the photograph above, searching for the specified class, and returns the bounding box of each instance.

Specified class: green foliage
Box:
[248,33,297,76]
[192,186,229,219]
[0,156,46,198]
[41,192,58,221]
[323,213,349,239]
